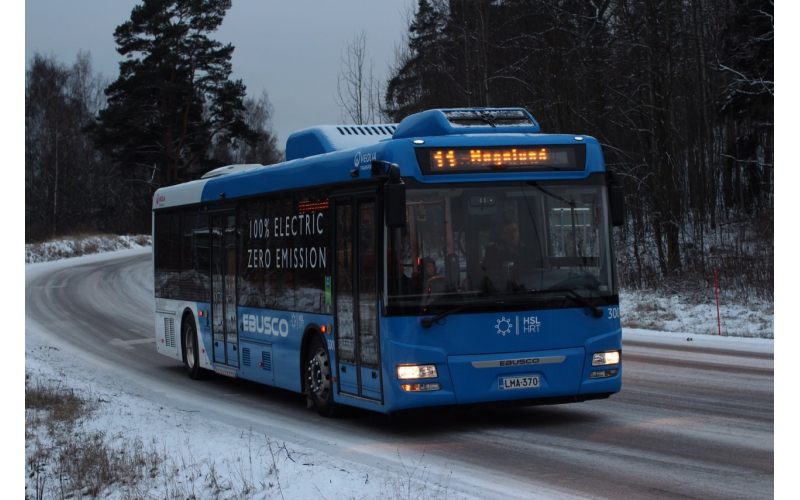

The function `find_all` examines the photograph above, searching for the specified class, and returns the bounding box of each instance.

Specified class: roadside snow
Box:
[25,234,151,264]
[25,338,475,500]
[620,290,773,339]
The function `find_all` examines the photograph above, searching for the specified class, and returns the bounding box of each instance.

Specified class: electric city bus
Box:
[152,108,625,416]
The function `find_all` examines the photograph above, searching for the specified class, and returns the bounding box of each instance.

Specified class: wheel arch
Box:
[300,324,324,394]
[180,307,197,363]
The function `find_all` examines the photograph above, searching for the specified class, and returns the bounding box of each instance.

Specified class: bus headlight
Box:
[397,364,438,380]
[592,351,620,366]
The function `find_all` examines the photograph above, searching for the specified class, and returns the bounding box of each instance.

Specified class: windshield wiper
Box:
[562,289,603,318]
[421,304,468,328]
[419,287,603,327]
[525,182,575,207]
[497,287,603,318]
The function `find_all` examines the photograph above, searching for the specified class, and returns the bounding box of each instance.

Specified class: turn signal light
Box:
[401,383,441,392]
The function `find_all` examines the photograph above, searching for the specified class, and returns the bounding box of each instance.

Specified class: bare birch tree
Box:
[335,30,382,124]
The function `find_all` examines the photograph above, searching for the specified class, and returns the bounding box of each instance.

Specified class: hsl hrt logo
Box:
[495,316,542,336]
[523,316,541,333]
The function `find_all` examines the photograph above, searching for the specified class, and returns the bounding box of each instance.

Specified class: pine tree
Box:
[385,0,451,122]
[92,0,257,189]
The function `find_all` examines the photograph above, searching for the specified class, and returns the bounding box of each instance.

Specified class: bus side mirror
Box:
[384,164,406,228]
[609,182,624,227]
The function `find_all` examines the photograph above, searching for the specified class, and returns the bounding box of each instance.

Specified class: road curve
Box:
[25,250,774,499]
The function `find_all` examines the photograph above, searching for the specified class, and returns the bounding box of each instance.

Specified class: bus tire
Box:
[182,317,206,380]
[306,333,339,417]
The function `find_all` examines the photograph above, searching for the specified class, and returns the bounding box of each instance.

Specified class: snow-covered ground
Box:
[620,289,773,339]
[24,234,152,264]
[25,337,470,500]
[21,236,779,499]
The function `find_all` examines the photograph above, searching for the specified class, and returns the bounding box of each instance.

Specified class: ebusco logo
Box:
[242,314,289,337]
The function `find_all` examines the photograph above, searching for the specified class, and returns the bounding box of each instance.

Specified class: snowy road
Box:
[25,249,774,499]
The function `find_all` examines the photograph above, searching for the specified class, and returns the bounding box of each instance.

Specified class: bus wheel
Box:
[306,334,338,417]
[183,318,205,380]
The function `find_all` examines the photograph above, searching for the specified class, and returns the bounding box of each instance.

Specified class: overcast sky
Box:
[25,0,416,150]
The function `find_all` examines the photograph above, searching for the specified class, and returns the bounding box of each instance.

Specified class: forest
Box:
[25,0,772,300]
[25,0,283,243]
[381,0,773,299]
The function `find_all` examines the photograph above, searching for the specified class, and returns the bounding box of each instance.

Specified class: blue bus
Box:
[152,108,624,416]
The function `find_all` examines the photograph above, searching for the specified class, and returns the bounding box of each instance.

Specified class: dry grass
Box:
[24,371,294,500]
[622,299,678,330]
[25,373,89,432]
[25,371,162,499]
[24,373,453,500]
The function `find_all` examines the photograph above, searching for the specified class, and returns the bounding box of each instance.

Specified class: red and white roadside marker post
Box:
[714,267,721,336]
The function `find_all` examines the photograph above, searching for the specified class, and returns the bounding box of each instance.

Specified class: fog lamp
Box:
[590,369,619,379]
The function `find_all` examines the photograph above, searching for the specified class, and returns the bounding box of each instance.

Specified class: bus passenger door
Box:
[211,212,239,368]
[334,197,382,402]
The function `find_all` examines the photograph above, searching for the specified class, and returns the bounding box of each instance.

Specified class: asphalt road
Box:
[25,250,774,499]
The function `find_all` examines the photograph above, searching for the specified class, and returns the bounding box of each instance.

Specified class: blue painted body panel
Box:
[447,346,585,404]
[194,303,334,393]
[359,366,382,400]
[376,306,621,412]
[338,364,359,395]
[191,302,620,413]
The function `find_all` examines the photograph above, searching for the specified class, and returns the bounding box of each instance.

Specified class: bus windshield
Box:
[386,174,616,315]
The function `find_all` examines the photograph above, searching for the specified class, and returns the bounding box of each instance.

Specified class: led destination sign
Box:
[416,145,585,174]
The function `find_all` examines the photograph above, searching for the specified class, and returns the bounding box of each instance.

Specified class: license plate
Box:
[498,375,540,390]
